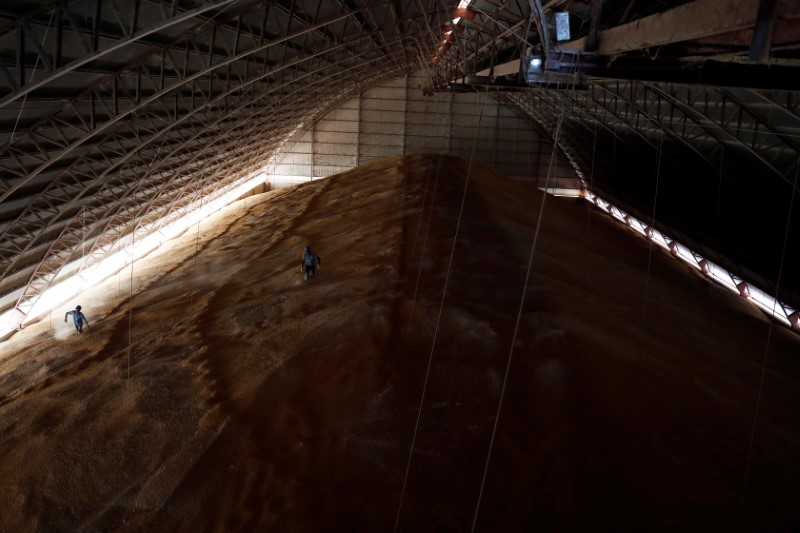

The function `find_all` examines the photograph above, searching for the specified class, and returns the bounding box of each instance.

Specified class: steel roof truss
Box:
[0,0,239,110]
[3,5,418,308]
[85,58,406,274]
[591,81,721,173]
[642,82,798,191]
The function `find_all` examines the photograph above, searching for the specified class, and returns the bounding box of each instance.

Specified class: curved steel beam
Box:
[718,87,800,170]
[0,6,413,256]
[643,82,799,191]
[570,86,774,218]
[10,52,416,326]
[0,31,414,278]
[0,3,385,203]
[0,0,238,110]
[592,81,724,173]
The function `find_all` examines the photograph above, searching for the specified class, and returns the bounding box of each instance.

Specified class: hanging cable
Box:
[8,10,55,146]
[740,156,800,509]
[127,227,134,383]
[643,135,664,310]
[408,155,446,321]
[190,178,206,308]
[581,122,599,286]
[470,92,567,531]
[395,89,486,532]
[716,144,724,226]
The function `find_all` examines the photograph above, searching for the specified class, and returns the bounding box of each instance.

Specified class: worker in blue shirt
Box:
[300,245,321,281]
[64,305,90,334]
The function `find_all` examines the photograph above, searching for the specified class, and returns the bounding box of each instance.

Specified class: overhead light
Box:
[457,0,472,7]
[451,5,477,23]
[555,12,571,41]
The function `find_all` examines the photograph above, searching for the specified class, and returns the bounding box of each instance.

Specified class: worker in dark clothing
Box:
[64,305,89,334]
[301,245,321,281]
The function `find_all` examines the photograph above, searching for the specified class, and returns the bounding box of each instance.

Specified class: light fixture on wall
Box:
[432,0,477,64]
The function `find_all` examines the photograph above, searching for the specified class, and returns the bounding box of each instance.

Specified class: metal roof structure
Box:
[2,0,800,329]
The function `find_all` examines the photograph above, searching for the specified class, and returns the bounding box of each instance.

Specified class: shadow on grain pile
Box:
[1,153,800,532]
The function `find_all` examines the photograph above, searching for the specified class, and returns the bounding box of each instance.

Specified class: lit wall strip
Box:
[1,169,269,342]
[579,188,798,332]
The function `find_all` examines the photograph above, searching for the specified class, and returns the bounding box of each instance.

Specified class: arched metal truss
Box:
[2,0,800,330]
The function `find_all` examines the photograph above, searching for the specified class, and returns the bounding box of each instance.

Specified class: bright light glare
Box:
[578,188,798,331]
[0,169,268,342]
[458,0,472,8]
[452,16,462,25]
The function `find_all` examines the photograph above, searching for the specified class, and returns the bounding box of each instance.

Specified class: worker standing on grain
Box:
[64,305,90,334]
[300,245,321,282]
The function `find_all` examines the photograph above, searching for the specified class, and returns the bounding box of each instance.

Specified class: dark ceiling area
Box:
[1,0,800,327]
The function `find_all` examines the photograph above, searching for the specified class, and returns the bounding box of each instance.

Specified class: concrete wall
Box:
[267,75,577,188]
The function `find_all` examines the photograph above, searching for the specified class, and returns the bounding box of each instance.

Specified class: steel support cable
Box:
[189,177,204,309]
[408,154,438,263]
[7,9,55,149]
[582,120,599,287]
[643,135,664,312]
[408,153,445,324]
[394,90,486,533]
[126,142,147,384]
[127,226,134,383]
[471,86,569,533]
[740,156,800,509]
